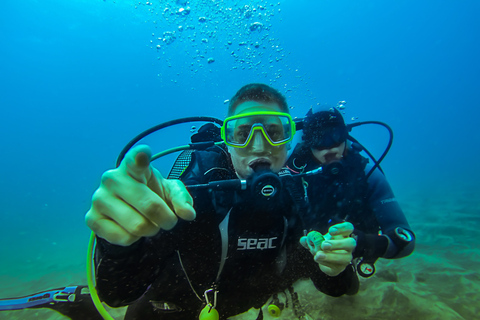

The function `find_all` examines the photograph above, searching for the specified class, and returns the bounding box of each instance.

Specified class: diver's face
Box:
[227,101,288,179]
[311,142,346,165]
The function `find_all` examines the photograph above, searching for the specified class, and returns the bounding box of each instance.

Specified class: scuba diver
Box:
[84,83,358,319]
[287,105,415,277]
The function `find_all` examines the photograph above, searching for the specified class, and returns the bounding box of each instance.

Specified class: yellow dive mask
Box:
[221,111,296,148]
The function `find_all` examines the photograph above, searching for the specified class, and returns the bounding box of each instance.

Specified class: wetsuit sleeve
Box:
[309,263,359,296]
[94,232,175,307]
[291,245,359,296]
[359,166,415,259]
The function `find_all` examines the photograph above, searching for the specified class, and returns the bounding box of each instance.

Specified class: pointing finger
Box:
[120,145,153,184]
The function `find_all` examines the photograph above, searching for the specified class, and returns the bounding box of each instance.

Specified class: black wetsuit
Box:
[94,145,358,319]
[286,144,415,263]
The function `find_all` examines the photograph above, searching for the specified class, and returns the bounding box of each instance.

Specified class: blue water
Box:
[0,0,479,317]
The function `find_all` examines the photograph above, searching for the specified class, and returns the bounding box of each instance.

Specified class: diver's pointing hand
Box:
[85,145,196,246]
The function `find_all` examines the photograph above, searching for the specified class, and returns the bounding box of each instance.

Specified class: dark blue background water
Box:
[1,0,479,281]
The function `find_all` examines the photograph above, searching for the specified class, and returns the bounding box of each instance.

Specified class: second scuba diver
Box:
[287,106,415,277]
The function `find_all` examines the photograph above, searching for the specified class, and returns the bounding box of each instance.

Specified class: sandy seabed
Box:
[1,188,478,320]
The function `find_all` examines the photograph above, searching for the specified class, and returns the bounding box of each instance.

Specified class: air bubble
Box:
[249,22,264,32]
[163,31,176,44]
[177,7,191,15]
[337,101,347,110]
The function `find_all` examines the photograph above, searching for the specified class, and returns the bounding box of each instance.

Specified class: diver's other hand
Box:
[85,145,196,246]
[315,222,356,276]
[300,222,356,277]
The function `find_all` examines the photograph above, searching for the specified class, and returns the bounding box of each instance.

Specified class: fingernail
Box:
[322,242,332,250]
[330,227,338,234]
[315,252,326,260]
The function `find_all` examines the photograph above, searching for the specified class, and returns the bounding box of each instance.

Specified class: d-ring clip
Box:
[204,288,218,310]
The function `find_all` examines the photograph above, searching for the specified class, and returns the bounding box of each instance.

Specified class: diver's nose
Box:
[250,131,268,152]
[332,145,345,157]
[322,146,343,163]
[329,145,341,155]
